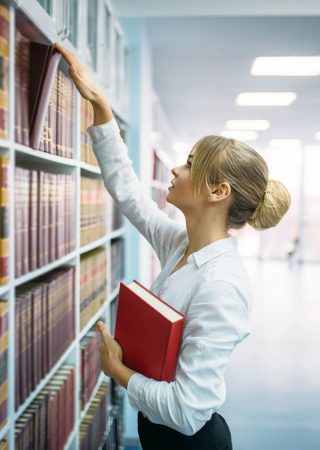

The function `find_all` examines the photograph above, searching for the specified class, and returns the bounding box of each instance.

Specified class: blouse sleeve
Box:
[126,280,251,436]
[87,117,185,267]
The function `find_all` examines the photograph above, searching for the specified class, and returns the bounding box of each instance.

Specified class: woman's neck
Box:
[184,216,229,257]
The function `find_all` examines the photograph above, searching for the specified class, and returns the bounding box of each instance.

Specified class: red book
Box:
[115,280,185,382]
[29,43,61,149]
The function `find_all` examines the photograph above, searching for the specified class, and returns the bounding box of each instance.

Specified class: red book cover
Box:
[115,280,185,382]
[29,44,61,150]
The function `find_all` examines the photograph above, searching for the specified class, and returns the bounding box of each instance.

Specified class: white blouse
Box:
[88,117,253,436]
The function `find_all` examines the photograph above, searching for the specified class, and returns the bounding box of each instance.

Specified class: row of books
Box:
[110,238,125,293]
[15,267,75,409]
[15,167,76,277]
[0,300,8,431]
[0,157,8,285]
[15,27,75,157]
[79,381,110,450]
[104,394,125,450]
[80,330,101,409]
[0,5,9,141]
[80,247,107,330]
[80,97,97,166]
[80,175,108,246]
[15,365,75,450]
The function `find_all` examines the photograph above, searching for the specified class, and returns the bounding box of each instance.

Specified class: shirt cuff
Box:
[87,116,120,143]
[127,372,149,412]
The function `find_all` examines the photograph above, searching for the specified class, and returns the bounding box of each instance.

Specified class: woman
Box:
[55,44,291,450]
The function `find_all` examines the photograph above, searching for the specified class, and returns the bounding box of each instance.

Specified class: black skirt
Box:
[137,411,233,450]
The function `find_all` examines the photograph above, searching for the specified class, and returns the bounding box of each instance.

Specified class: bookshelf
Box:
[149,95,183,284]
[0,0,129,448]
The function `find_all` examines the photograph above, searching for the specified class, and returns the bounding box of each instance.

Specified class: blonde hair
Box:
[190,135,291,230]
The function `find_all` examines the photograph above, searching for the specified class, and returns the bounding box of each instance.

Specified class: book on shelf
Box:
[79,381,110,450]
[115,280,185,382]
[0,4,9,141]
[0,156,9,285]
[28,42,61,150]
[80,330,102,409]
[14,26,75,156]
[15,267,75,410]
[80,247,107,330]
[80,175,108,246]
[14,166,76,277]
[0,300,8,431]
[15,364,74,450]
[80,97,97,166]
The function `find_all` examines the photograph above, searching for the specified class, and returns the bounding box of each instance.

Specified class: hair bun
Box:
[247,180,291,230]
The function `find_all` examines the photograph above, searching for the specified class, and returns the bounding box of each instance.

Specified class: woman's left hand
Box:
[97,320,123,378]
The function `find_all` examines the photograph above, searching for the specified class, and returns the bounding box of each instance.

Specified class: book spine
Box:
[161,319,185,382]
[29,48,61,149]
[14,167,22,278]
[14,29,22,144]
[0,157,9,285]
[0,5,9,141]
[29,170,38,271]
[21,168,29,276]
[20,33,30,146]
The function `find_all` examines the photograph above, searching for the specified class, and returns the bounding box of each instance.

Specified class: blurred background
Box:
[112,1,320,449]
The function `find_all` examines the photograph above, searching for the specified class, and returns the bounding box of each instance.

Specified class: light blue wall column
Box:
[120,18,153,443]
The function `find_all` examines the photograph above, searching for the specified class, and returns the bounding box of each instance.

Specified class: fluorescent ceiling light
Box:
[173,142,189,153]
[251,56,320,76]
[269,139,302,150]
[221,130,258,141]
[225,120,270,131]
[236,92,296,106]
[314,132,320,140]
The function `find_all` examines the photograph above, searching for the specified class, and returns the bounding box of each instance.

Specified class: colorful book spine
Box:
[80,97,96,165]
[0,156,9,285]
[15,168,76,277]
[0,4,9,140]
[0,300,8,431]
[15,365,74,450]
[80,330,101,409]
[15,267,75,409]
[80,247,107,330]
[14,28,30,146]
[79,381,110,450]
[80,176,108,246]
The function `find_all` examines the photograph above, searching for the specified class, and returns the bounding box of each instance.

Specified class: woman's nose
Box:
[171,166,178,176]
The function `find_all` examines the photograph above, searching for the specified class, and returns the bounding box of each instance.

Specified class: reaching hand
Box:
[53,43,106,104]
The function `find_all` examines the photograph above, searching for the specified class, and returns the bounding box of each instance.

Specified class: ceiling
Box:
[114,1,320,151]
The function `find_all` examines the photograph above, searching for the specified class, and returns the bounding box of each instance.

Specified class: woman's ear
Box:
[207,182,231,202]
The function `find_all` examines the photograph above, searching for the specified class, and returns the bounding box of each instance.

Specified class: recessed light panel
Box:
[251,56,320,76]
[236,92,297,106]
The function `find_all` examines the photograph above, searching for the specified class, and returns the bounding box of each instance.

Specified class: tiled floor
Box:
[219,260,320,450]
[124,260,320,450]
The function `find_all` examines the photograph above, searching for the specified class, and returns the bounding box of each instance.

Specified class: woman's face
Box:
[166,149,201,212]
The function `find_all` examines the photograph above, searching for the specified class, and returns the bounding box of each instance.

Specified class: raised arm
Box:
[54,44,185,265]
